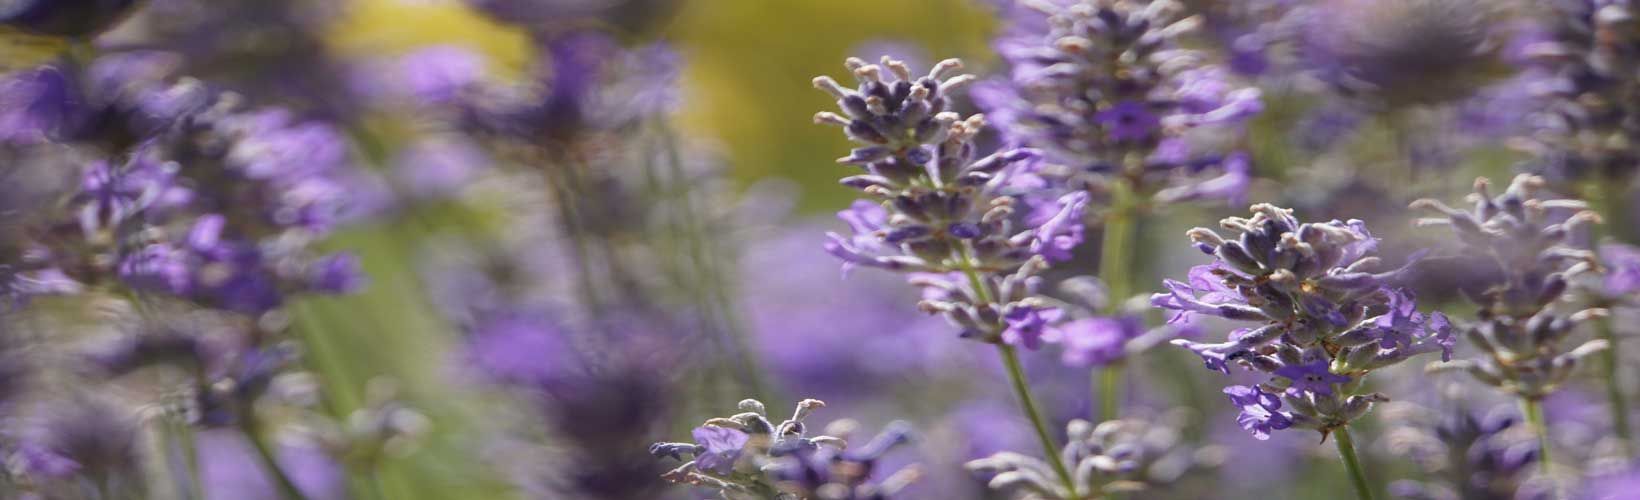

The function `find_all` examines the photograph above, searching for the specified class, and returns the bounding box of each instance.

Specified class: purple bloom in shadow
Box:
[691,426,748,474]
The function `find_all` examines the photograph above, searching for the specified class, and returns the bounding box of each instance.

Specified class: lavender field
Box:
[2,0,1640,499]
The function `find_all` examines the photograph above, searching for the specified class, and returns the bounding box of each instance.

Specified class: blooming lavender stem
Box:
[1334,426,1375,500]
[1519,399,1551,474]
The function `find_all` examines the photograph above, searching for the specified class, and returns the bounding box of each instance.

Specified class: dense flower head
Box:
[1412,175,1610,399]
[0,52,373,315]
[813,55,1089,347]
[973,0,1262,205]
[650,398,919,499]
[1157,203,1444,438]
[967,414,1216,498]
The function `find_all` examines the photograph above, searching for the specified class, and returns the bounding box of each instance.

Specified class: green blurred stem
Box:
[1096,180,1137,421]
[1521,398,1552,473]
[998,344,1080,500]
[1592,178,1635,458]
[959,258,1078,499]
[240,418,309,500]
[1598,316,1635,458]
[1333,426,1375,500]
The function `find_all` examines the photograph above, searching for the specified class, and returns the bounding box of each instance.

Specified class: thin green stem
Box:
[1590,178,1635,458]
[954,253,1077,498]
[1098,364,1122,422]
[998,343,1080,500]
[1597,317,1635,458]
[1096,180,1137,421]
[240,419,309,500]
[1521,398,1552,473]
[1333,427,1375,500]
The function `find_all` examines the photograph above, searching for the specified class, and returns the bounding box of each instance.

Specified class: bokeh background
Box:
[5,0,1635,499]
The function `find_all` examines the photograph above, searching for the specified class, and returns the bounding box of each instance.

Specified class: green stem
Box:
[1597,317,1635,458]
[1521,398,1552,473]
[1333,427,1375,500]
[1096,180,1137,421]
[240,419,309,500]
[955,255,1077,498]
[1098,364,1122,423]
[998,344,1080,500]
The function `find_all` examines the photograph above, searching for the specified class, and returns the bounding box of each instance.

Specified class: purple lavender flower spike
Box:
[812,55,1079,345]
[1159,203,1442,439]
[652,398,919,498]
[1413,175,1609,399]
[978,0,1263,208]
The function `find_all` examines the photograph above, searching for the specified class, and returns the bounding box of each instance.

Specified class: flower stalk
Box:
[1333,426,1375,500]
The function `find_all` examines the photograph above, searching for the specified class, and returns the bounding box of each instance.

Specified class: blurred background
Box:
[3,0,1635,499]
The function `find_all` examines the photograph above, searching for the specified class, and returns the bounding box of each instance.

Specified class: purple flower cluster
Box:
[1512,0,1640,185]
[1158,204,1449,439]
[1413,175,1610,399]
[650,398,919,499]
[966,414,1215,498]
[973,0,1263,206]
[813,55,1087,347]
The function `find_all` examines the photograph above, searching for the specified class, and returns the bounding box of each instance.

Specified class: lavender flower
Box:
[650,398,919,499]
[1512,0,1640,186]
[1412,175,1609,399]
[1382,405,1541,500]
[1050,277,1196,367]
[973,0,1262,206]
[1157,203,1443,438]
[966,414,1216,498]
[812,55,1082,347]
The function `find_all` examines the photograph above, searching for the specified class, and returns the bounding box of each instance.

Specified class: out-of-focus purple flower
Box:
[307,253,364,294]
[977,0,1262,206]
[1600,243,1640,296]
[393,137,490,199]
[462,313,570,386]
[0,66,86,144]
[1297,0,1508,108]
[1058,316,1139,367]
[1001,306,1062,350]
[690,426,749,474]
[1030,191,1090,263]
[398,45,487,105]
[1414,175,1608,399]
